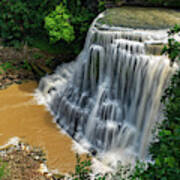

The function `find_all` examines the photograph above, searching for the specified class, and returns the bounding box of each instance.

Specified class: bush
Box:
[112,0,180,8]
[44,0,100,54]
[0,0,100,54]
[69,154,106,180]
[146,0,180,7]
[0,159,7,179]
[45,3,75,44]
[0,0,60,47]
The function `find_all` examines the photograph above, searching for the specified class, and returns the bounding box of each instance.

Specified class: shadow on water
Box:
[17,80,38,93]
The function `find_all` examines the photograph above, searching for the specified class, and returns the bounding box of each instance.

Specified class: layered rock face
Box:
[36,7,179,165]
[97,6,180,29]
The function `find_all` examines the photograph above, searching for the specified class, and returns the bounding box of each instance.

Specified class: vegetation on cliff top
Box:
[0,0,99,55]
[111,0,180,8]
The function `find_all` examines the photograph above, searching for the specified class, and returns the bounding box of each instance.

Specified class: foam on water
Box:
[36,13,177,167]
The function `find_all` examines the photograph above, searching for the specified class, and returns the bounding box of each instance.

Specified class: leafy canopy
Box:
[45,3,75,44]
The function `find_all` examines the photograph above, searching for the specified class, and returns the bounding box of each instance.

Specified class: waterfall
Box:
[36,13,176,165]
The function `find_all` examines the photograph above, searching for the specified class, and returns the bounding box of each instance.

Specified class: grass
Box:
[0,62,15,74]
[0,60,32,74]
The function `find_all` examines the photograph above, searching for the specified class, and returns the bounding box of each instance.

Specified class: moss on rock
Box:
[98,6,180,29]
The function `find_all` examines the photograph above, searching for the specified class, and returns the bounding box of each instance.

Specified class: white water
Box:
[36,14,176,167]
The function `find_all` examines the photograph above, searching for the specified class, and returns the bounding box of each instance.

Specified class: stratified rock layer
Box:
[37,8,178,166]
[97,7,180,29]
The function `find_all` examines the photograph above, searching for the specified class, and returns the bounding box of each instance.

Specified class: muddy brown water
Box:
[0,81,81,173]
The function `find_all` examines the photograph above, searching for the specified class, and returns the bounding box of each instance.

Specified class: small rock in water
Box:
[89,148,97,156]
[47,87,56,94]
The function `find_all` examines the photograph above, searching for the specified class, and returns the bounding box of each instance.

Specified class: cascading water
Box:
[36,13,176,165]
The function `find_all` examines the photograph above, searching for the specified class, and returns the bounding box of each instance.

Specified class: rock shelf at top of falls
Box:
[36,7,179,168]
[96,7,180,56]
[97,6,180,30]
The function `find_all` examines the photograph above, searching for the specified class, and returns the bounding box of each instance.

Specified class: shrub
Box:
[0,159,8,179]
[0,0,60,47]
[110,0,180,8]
[162,24,180,66]
[44,0,99,54]
[45,3,75,44]
[0,0,101,54]
[70,154,107,180]
[146,0,180,7]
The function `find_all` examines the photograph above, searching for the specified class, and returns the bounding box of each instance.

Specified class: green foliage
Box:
[162,24,180,66]
[0,165,5,179]
[0,0,60,47]
[0,60,32,74]
[45,3,75,44]
[70,154,106,180]
[98,0,106,12]
[111,163,131,180]
[21,60,32,71]
[30,37,67,55]
[71,154,92,180]
[108,0,180,7]
[0,0,100,54]
[0,159,8,179]
[0,62,14,73]
[44,0,99,54]
[146,0,180,7]
[33,53,44,60]
[45,58,54,66]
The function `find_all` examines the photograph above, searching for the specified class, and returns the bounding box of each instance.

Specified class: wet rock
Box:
[48,87,56,94]
[7,75,14,80]
[145,43,165,55]
[89,148,97,156]
[0,141,53,180]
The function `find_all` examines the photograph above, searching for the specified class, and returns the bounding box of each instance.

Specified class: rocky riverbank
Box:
[0,45,75,179]
[0,44,67,90]
[0,139,57,180]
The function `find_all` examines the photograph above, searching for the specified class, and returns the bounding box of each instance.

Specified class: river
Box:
[0,81,80,173]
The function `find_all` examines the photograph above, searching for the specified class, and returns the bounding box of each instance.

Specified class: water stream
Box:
[36,14,177,166]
